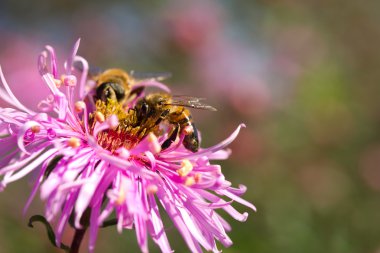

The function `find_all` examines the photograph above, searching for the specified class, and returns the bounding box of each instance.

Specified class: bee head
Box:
[94,69,132,103]
[95,82,126,103]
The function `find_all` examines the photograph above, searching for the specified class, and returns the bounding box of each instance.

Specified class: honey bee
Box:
[133,93,216,152]
[93,68,171,105]
[92,68,216,152]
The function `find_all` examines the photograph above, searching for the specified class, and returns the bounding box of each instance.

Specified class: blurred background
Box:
[0,0,380,252]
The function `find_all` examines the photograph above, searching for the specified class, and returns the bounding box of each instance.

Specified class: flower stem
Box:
[69,228,87,253]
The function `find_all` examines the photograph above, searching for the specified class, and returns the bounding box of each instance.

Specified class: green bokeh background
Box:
[0,0,380,252]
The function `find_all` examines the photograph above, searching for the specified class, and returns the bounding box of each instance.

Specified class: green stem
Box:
[69,228,87,253]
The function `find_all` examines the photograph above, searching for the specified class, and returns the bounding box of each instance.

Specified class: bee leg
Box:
[183,123,200,152]
[161,124,180,150]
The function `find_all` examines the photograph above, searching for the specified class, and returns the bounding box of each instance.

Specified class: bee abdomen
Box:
[183,123,199,152]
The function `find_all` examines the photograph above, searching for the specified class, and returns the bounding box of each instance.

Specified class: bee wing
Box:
[167,95,217,111]
[130,71,172,83]
[171,95,207,101]
[124,71,171,99]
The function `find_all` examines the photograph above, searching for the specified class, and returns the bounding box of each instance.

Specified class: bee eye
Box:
[104,88,111,97]
[96,82,125,103]
[136,102,149,120]
[142,103,149,113]
[109,83,125,101]
[101,86,116,101]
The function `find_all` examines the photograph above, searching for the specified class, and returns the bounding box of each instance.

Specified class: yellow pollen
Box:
[116,188,126,205]
[54,78,62,88]
[95,111,105,123]
[177,159,193,177]
[61,74,77,87]
[147,185,158,194]
[74,101,86,112]
[30,125,41,133]
[185,177,195,186]
[67,137,80,148]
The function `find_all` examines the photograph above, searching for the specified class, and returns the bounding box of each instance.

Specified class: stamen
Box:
[67,137,80,148]
[61,75,77,87]
[95,111,105,123]
[30,125,41,134]
[116,188,126,205]
[107,115,119,130]
[147,184,158,194]
[47,128,56,140]
[185,177,195,186]
[92,101,143,152]
[115,147,130,159]
[194,173,202,183]
[147,133,161,154]
[74,101,86,113]
[54,78,62,88]
[177,159,193,177]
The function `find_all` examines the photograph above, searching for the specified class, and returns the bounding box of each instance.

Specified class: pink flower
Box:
[0,40,255,253]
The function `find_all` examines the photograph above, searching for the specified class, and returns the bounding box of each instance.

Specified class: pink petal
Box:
[147,194,173,253]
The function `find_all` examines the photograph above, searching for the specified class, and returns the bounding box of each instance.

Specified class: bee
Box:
[93,68,171,105]
[92,68,216,152]
[133,93,216,152]
[93,68,131,104]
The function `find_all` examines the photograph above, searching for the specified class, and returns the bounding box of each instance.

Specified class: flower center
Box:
[90,100,158,153]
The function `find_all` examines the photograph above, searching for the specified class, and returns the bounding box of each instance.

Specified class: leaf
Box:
[28,215,70,252]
